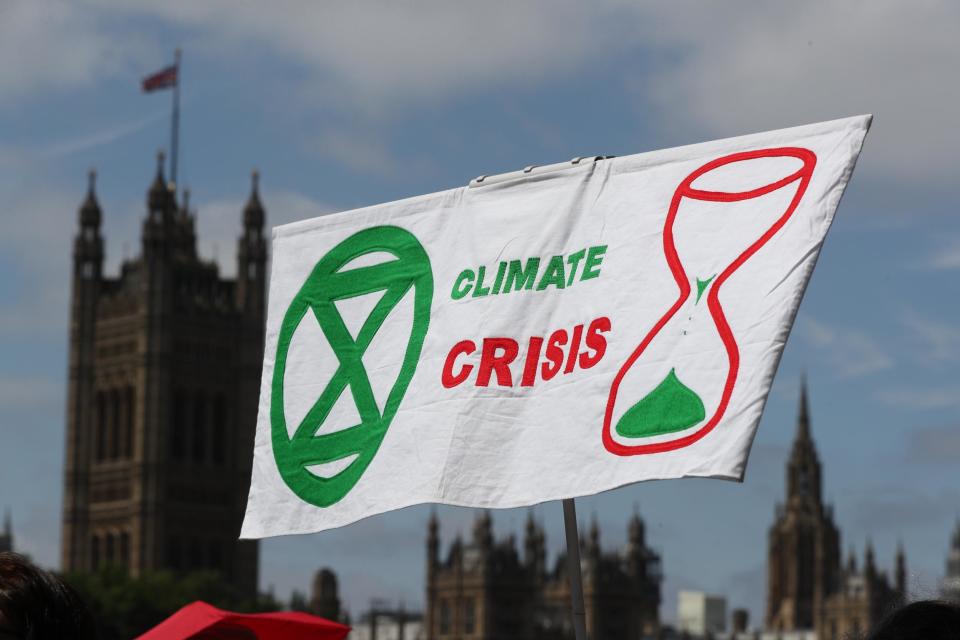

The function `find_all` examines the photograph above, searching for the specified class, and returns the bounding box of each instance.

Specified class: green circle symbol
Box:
[271,226,433,507]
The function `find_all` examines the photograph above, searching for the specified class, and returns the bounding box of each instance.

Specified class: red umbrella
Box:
[136,601,351,640]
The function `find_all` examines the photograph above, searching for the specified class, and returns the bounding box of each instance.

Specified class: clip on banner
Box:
[243,116,872,640]
[470,155,615,188]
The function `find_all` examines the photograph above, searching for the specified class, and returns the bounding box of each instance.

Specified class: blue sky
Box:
[1,1,959,626]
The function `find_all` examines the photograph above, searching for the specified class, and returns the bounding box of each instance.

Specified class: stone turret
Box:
[0,509,13,553]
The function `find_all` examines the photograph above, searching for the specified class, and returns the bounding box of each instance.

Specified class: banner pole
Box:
[562,498,588,640]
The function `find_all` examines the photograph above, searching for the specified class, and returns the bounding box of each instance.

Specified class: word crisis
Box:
[451,245,607,300]
[441,317,612,388]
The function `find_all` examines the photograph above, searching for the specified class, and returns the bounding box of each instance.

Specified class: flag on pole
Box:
[241,115,871,538]
[141,65,177,92]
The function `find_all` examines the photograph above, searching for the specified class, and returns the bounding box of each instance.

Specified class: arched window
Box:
[108,389,121,460]
[212,393,226,465]
[120,531,131,570]
[116,388,128,460]
[171,389,186,460]
[192,391,206,463]
[90,534,101,570]
[95,392,106,463]
[123,386,135,459]
[439,600,451,635]
[105,532,115,565]
[464,599,476,634]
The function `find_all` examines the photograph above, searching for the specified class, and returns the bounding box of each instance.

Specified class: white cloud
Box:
[194,190,335,277]
[6,2,958,188]
[0,188,77,338]
[92,1,624,111]
[635,1,960,185]
[799,316,893,377]
[0,1,154,107]
[0,375,64,413]
[38,111,168,159]
[0,174,332,343]
[878,386,960,410]
[920,236,960,270]
[314,129,403,179]
[900,309,960,366]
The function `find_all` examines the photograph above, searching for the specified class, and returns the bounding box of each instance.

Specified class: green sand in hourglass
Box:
[615,275,713,438]
[615,368,706,438]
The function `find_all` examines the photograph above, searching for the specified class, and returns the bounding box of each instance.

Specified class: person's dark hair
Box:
[867,599,960,640]
[0,552,96,639]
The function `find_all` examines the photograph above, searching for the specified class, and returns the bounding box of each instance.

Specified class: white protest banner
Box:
[241,116,870,538]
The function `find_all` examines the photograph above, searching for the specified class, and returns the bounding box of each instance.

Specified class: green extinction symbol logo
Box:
[271,226,433,507]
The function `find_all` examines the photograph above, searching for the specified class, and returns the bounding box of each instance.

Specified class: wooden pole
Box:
[562,498,588,640]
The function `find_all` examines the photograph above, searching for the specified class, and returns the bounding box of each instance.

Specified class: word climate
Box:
[451,245,607,299]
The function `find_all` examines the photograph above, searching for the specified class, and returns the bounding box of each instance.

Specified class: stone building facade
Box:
[60,154,266,596]
[425,509,661,640]
[817,543,905,640]
[767,381,906,635]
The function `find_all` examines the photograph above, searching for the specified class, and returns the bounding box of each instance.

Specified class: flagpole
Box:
[170,48,181,189]
[562,498,588,640]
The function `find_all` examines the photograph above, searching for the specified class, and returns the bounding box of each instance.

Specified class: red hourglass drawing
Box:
[602,147,817,456]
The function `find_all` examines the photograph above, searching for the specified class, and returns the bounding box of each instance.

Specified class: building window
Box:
[439,600,451,635]
[171,389,186,460]
[124,386,135,459]
[120,531,130,570]
[192,391,207,463]
[95,392,106,462]
[108,389,120,460]
[105,532,115,565]
[464,598,476,635]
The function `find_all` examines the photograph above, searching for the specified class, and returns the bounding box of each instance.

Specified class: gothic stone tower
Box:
[61,155,266,597]
[426,509,661,640]
[766,379,841,630]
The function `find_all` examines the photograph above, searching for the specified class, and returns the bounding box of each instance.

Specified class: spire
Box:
[847,547,858,574]
[865,538,876,576]
[148,149,172,213]
[79,168,101,228]
[589,512,600,550]
[525,509,538,539]
[473,510,492,549]
[243,169,264,229]
[895,539,907,595]
[628,503,645,546]
[796,373,811,442]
